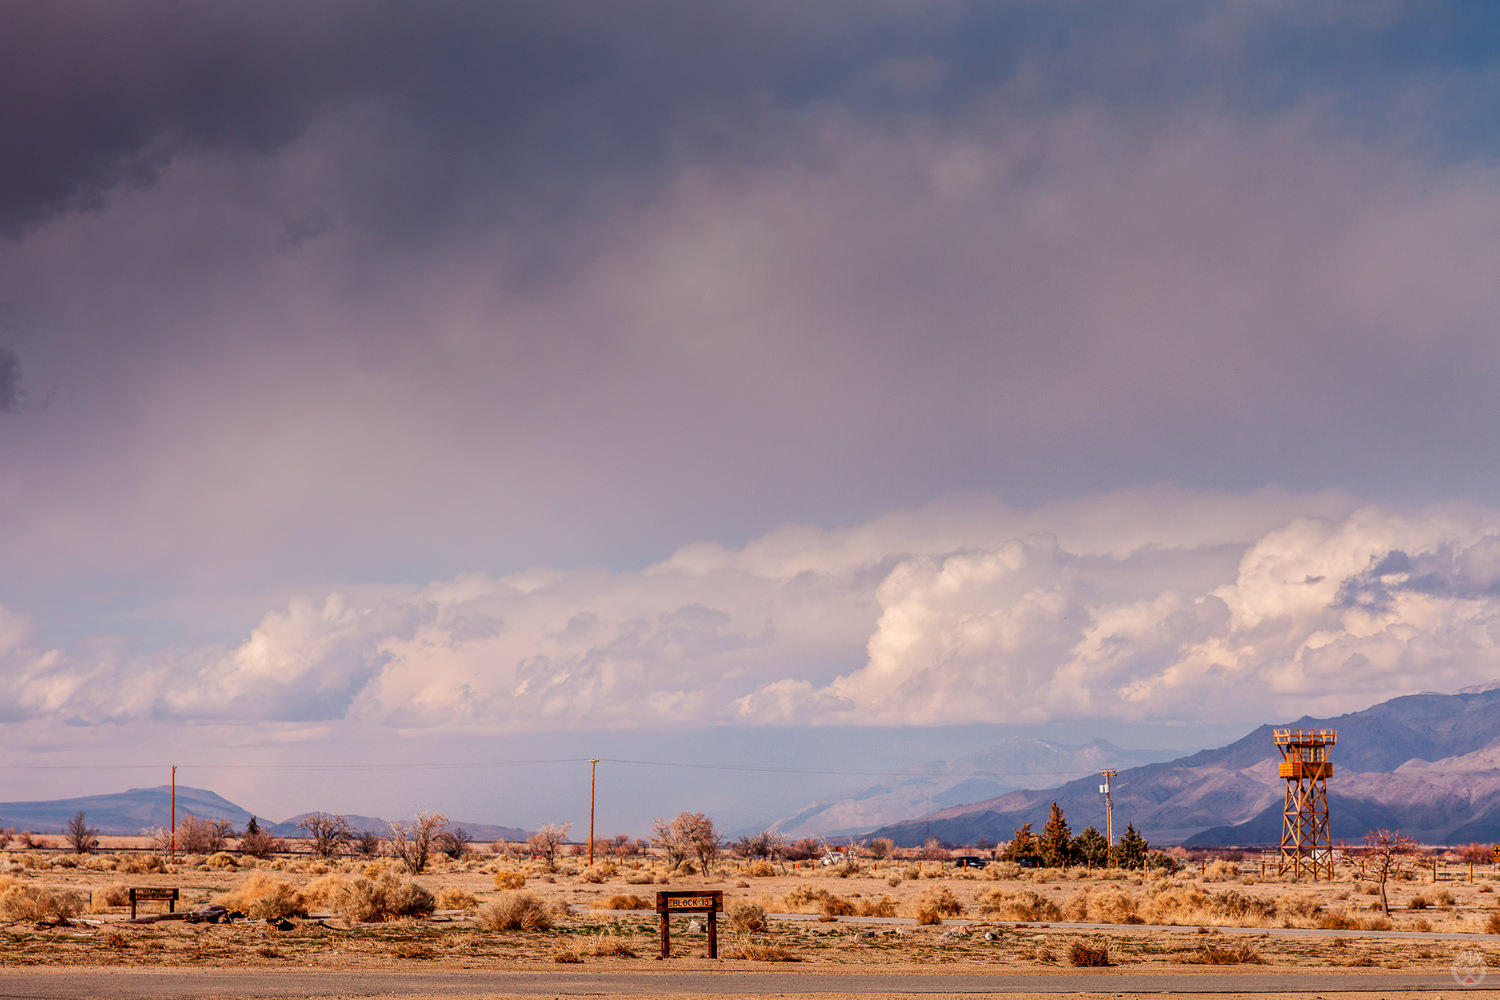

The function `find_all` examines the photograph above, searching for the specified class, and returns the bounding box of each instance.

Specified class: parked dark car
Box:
[951,855,989,869]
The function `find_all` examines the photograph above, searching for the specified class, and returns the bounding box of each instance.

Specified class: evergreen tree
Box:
[999,822,1038,863]
[1038,801,1073,868]
[245,815,260,836]
[1073,824,1109,868]
[1113,822,1149,870]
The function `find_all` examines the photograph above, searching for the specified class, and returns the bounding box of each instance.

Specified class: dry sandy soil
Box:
[1,847,1497,994]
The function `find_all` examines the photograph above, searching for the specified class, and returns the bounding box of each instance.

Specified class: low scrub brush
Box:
[478,892,557,931]
[1067,940,1112,966]
[0,884,83,922]
[217,873,306,920]
[331,873,435,923]
[590,893,651,910]
[435,886,480,910]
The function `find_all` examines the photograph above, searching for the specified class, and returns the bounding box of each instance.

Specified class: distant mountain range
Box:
[868,685,1500,847]
[769,737,1179,840]
[0,785,530,843]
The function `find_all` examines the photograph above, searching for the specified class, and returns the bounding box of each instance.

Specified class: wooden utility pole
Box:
[170,765,177,863]
[587,759,600,866]
[1099,769,1116,859]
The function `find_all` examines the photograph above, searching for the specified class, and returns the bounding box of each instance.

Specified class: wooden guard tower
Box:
[1274,728,1337,879]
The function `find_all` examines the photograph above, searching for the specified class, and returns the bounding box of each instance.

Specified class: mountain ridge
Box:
[867,686,1500,847]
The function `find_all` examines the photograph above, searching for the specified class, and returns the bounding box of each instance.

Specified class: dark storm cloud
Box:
[9,1,1482,241]
[0,347,18,413]
[0,0,943,238]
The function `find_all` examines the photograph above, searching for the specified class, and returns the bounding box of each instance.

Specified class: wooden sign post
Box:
[655,890,723,959]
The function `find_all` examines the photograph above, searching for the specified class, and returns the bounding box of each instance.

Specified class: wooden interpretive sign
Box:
[129,887,179,919]
[655,889,723,959]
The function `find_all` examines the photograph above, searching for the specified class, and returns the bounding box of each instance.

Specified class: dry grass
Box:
[391,942,435,959]
[1201,860,1240,882]
[1486,910,1500,935]
[216,873,306,920]
[727,901,767,932]
[781,885,855,917]
[435,886,479,910]
[88,883,130,913]
[0,882,84,922]
[1067,939,1113,966]
[590,893,651,910]
[477,892,556,931]
[297,873,353,911]
[975,888,1061,921]
[1185,942,1265,965]
[730,942,797,961]
[331,873,436,923]
[492,870,527,890]
[582,933,637,957]
[910,885,964,925]
[744,860,775,877]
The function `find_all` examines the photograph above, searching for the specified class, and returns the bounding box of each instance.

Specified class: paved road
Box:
[0,970,1491,998]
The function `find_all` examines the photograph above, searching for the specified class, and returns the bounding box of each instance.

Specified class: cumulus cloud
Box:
[8,490,1500,733]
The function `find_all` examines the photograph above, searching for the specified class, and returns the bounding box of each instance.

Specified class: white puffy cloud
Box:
[10,488,1500,733]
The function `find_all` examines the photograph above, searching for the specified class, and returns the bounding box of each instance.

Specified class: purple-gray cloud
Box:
[3,3,1500,831]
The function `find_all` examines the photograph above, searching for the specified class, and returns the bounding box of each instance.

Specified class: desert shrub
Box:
[975,888,1061,921]
[217,873,307,920]
[18,853,52,870]
[493,869,527,890]
[910,886,964,921]
[1201,860,1240,882]
[782,885,855,917]
[205,852,238,869]
[435,886,479,910]
[1186,943,1264,965]
[577,866,609,884]
[478,892,556,931]
[745,860,775,877]
[552,945,583,963]
[731,942,796,961]
[1275,894,1323,920]
[331,873,435,923]
[1432,888,1455,906]
[855,896,898,918]
[297,874,353,911]
[982,861,1023,880]
[117,853,167,875]
[1407,895,1429,909]
[1485,910,1500,935]
[0,884,84,922]
[727,901,767,932]
[88,884,131,913]
[1065,886,1140,924]
[584,933,636,957]
[81,854,120,872]
[1067,939,1112,966]
[591,893,651,910]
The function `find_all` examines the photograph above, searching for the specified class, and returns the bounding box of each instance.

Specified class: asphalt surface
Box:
[0,970,1493,998]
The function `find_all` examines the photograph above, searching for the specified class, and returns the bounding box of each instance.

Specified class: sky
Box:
[5,1,1500,837]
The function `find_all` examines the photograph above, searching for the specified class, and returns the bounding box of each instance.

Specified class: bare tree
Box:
[66,811,99,854]
[652,815,691,871]
[387,812,449,873]
[868,837,894,861]
[238,825,284,859]
[652,812,720,873]
[298,813,353,859]
[733,830,786,862]
[436,825,473,859]
[526,822,572,870]
[1362,828,1420,917]
[353,830,383,858]
[177,815,234,854]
